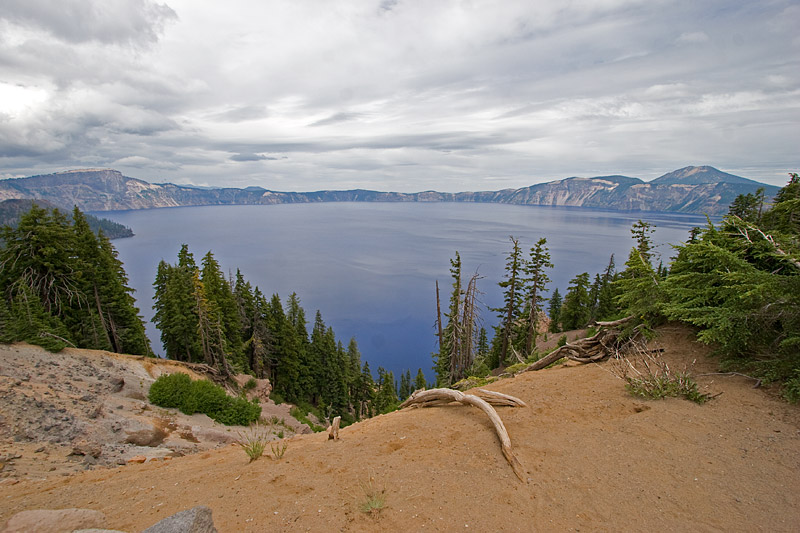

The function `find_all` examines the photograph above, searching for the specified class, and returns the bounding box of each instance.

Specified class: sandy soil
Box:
[1,325,799,532]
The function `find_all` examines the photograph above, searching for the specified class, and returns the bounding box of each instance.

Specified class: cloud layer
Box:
[1,0,798,189]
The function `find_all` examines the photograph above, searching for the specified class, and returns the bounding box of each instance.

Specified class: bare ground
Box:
[1,325,799,532]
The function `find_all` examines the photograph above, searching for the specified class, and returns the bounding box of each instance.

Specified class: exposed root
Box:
[520,316,638,373]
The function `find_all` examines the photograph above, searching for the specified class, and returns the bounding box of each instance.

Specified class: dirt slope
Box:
[0,343,308,480]
[1,326,799,532]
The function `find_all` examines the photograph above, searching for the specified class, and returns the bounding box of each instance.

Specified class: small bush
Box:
[148,373,192,408]
[557,335,568,347]
[243,377,257,391]
[149,374,261,426]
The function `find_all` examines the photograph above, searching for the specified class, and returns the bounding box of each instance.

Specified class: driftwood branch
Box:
[400,388,526,481]
[521,316,636,372]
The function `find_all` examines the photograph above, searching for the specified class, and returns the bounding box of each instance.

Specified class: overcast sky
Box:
[0,0,798,191]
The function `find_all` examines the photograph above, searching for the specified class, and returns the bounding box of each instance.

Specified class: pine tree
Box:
[414,368,427,392]
[630,220,656,264]
[0,204,147,354]
[398,370,412,401]
[522,238,552,355]
[492,236,524,368]
[152,246,202,362]
[595,254,619,321]
[359,362,376,418]
[560,272,592,330]
[547,288,562,333]
[201,252,243,369]
[436,252,462,385]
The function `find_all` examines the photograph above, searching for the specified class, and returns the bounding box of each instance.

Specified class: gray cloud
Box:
[1,0,798,189]
[229,153,279,162]
[1,0,177,46]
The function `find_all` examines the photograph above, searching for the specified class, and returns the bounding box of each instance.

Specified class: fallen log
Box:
[400,388,526,482]
[521,316,636,373]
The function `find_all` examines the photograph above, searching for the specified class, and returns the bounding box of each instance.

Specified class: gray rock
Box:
[109,377,125,393]
[141,506,217,533]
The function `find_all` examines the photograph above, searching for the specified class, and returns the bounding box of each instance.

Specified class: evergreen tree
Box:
[359,362,377,418]
[630,220,656,264]
[152,246,201,362]
[492,236,524,368]
[0,204,148,354]
[547,288,562,333]
[414,368,427,392]
[436,252,462,385]
[201,252,243,369]
[560,272,592,330]
[522,238,552,355]
[728,187,765,223]
[346,338,363,417]
[614,248,662,325]
[374,367,398,413]
[398,369,412,401]
[272,293,303,402]
[595,254,619,321]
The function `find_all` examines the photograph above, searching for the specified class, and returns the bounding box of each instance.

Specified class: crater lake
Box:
[99,202,708,380]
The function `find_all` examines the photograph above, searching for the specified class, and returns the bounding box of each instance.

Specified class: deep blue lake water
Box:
[99,203,707,380]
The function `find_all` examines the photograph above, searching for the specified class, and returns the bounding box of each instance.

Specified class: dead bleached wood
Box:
[327,416,341,441]
[521,316,636,372]
[400,388,526,482]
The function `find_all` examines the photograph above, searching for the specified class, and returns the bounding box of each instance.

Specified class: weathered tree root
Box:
[521,315,636,373]
[400,388,526,482]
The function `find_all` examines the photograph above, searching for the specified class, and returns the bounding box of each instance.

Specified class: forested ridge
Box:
[434,174,800,401]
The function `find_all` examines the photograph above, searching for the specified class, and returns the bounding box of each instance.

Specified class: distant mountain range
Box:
[0,166,781,215]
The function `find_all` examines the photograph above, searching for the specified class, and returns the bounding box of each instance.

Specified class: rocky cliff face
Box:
[0,166,779,214]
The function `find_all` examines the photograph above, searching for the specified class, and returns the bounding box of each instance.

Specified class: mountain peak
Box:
[650,166,756,186]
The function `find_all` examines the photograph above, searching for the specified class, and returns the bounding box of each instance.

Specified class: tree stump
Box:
[327,416,341,441]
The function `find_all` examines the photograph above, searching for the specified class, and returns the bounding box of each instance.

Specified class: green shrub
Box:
[148,373,261,426]
[243,377,257,391]
[557,335,568,347]
[783,370,800,403]
[181,378,228,416]
[148,373,192,408]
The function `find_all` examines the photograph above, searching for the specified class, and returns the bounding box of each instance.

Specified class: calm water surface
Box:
[100,203,707,380]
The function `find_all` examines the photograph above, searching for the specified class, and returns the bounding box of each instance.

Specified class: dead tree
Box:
[401,388,526,481]
[521,316,636,373]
